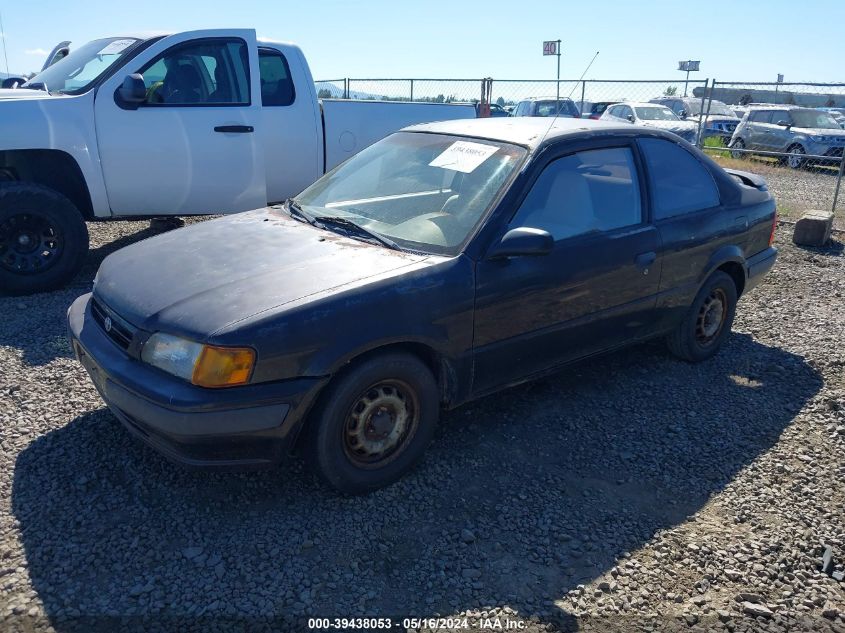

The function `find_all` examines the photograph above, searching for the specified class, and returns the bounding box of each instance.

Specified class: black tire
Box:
[667,271,738,363]
[307,352,440,494]
[0,183,89,295]
[730,137,747,160]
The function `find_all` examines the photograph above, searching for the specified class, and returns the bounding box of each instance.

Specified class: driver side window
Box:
[511,147,642,241]
[138,39,250,106]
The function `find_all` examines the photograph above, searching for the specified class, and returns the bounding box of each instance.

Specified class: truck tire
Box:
[667,271,737,363]
[307,352,440,495]
[0,183,89,295]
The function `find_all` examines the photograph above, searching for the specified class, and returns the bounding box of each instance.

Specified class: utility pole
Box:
[544,39,562,109]
[678,60,701,97]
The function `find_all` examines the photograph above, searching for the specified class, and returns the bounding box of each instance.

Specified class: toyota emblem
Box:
[104,316,113,333]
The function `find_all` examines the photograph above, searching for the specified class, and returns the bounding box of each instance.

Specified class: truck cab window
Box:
[258,51,296,106]
[140,39,250,106]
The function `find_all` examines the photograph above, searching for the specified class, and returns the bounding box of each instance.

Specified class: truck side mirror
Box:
[627,114,635,123]
[117,74,147,106]
[679,109,688,119]
[775,120,791,128]
[487,227,553,259]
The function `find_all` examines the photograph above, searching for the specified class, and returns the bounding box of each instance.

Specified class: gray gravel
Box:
[1,219,844,632]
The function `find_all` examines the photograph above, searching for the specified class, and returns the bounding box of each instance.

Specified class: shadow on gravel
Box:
[12,333,822,632]
[0,222,171,367]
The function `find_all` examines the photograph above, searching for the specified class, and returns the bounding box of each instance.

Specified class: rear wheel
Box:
[730,137,747,160]
[0,183,89,295]
[667,271,738,363]
[307,352,440,494]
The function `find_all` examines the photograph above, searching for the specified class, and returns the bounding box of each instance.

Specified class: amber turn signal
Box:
[191,345,256,388]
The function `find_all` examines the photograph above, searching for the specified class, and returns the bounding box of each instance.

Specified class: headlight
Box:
[141,333,255,388]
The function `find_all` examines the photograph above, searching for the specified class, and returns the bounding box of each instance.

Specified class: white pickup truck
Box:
[0,29,475,295]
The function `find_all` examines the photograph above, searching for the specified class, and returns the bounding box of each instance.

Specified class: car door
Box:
[744,110,770,149]
[765,110,793,151]
[472,141,662,394]
[94,29,266,216]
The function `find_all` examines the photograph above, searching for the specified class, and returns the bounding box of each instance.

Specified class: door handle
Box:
[214,125,254,133]
[635,251,656,268]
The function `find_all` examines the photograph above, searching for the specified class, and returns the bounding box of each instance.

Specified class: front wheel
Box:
[0,183,89,295]
[785,145,806,170]
[307,352,440,494]
[667,271,738,363]
[730,138,747,160]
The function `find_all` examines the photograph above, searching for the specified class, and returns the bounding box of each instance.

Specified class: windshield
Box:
[295,132,527,255]
[635,106,679,121]
[791,110,842,130]
[25,37,141,94]
[705,101,735,117]
[535,100,577,117]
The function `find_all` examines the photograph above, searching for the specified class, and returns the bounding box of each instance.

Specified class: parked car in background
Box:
[581,101,616,120]
[511,97,580,118]
[0,29,476,295]
[650,97,740,144]
[68,117,777,493]
[729,106,845,168]
[600,102,698,143]
[477,102,510,118]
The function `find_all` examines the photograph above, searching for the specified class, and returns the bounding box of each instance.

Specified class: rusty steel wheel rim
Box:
[342,379,419,468]
[695,288,728,346]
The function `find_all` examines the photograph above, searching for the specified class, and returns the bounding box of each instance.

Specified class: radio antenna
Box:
[538,50,600,148]
[0,7,10,77]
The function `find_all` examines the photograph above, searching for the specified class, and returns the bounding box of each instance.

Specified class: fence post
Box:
[409,79,414,102]
[343,78,349,99]
[833,153,845,216]
[695,79,710,148]
[580,80,586,116]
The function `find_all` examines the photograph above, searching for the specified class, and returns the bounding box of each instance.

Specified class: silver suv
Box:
[729,106,845,169]
[649,97,740,143]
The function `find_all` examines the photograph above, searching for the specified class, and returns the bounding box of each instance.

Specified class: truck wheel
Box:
[307,352,439,494]
[0,183,89,295]
[667,271,737,363]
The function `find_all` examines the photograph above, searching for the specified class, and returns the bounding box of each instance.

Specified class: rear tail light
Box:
[769,212,778,246]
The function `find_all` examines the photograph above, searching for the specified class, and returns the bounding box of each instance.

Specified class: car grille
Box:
[90,297,137,352]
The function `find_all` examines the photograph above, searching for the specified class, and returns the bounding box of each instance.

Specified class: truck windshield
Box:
[295,132,527,256]
[25,37,142,94]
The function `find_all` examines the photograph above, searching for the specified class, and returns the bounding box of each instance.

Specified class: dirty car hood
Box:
[94,209,431,338]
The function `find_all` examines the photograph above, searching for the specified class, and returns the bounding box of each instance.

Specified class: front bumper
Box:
[745,247,778,293]
[67,293,329,469]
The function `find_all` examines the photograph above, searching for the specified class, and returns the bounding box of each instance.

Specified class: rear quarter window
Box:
[639,137,720,219]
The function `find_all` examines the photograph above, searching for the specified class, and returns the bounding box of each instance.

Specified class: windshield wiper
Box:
[315,215,401,250]
[284,198,320,226]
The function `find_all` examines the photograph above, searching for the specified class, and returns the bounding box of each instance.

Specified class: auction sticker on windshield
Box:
[429,141,498,173]
[98,39,135,55]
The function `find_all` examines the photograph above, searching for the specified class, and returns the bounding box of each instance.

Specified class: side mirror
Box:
[487,227,553,259]
[775,120,791,127]
[626,114,635,123]
[679,109,688,119]
[117,74,147,105]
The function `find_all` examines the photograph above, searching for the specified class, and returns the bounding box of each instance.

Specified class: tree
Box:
[496,97,505,107]
[317,88,333,99]
[664,85,678,96]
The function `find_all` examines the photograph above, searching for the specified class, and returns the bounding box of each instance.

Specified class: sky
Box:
[1,0,843,83]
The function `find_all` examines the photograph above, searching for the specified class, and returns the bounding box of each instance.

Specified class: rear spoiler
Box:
[724,168,768,191]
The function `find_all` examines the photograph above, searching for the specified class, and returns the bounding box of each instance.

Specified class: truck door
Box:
[93,29,266,216]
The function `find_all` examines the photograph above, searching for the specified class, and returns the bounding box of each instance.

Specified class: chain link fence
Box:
[315,76,845,220]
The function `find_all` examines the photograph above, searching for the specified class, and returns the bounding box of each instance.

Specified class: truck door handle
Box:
[635,251,656,269]
[214,125,254,133]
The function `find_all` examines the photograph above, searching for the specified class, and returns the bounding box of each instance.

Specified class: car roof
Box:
[521,96,575,102]
[618,102,673,109]
[404,117,644,149]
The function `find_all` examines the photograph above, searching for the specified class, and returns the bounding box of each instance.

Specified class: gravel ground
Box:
[706,153,845,229]
[1,219,844,633]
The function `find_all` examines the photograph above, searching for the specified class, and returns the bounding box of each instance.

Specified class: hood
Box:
[0,88,54,101]
[640,119,697,132]
[94,209,432,338]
